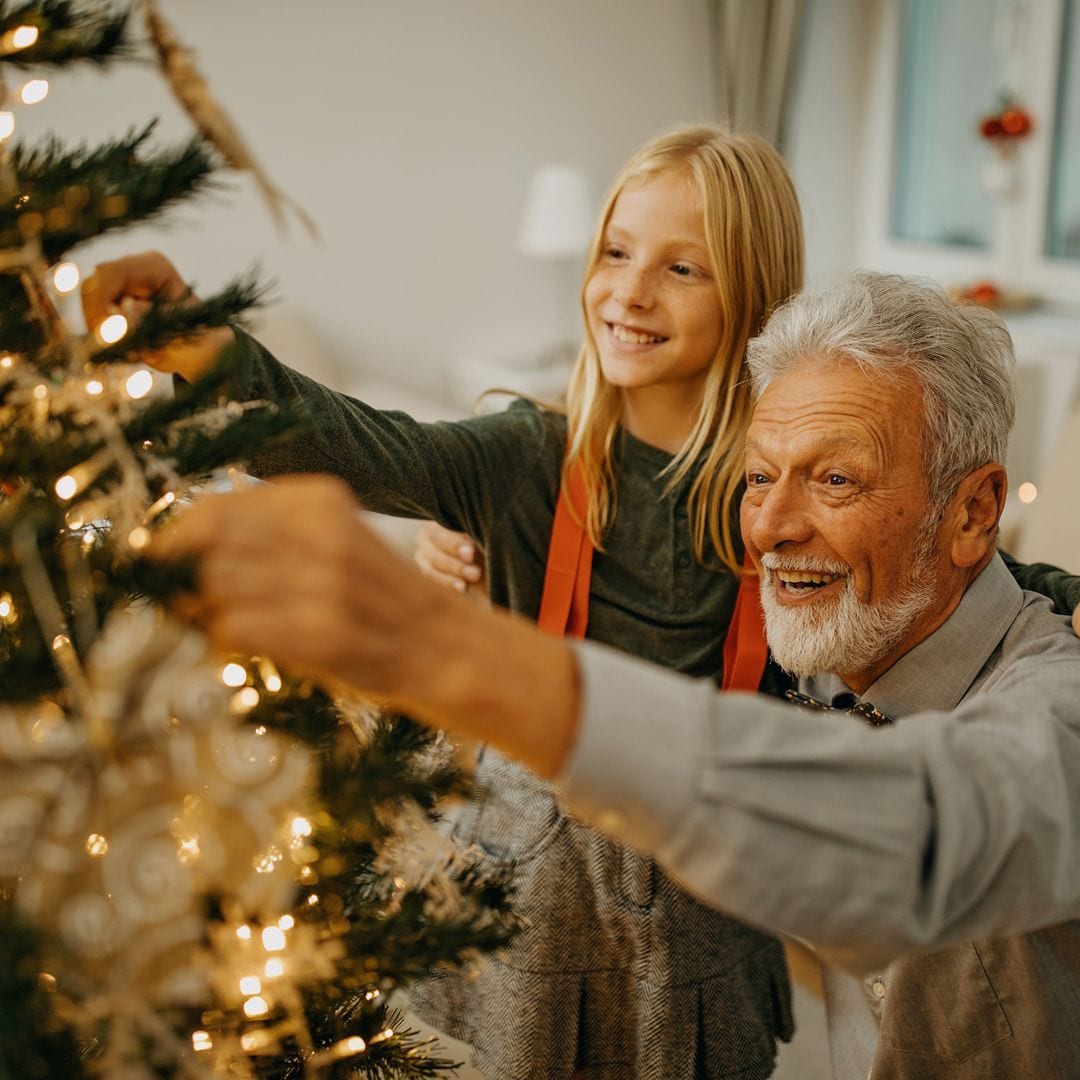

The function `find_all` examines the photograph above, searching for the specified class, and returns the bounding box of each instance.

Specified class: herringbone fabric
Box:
[410,750,792,1079]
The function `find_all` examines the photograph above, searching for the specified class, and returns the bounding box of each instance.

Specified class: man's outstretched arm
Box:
[155,475,582,777]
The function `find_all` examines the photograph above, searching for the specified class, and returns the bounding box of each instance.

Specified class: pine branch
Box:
[338,878,521,988]
[91,273,269,366]
[165,400,298,476]
[0,126,219,262]
[0,1,130,69]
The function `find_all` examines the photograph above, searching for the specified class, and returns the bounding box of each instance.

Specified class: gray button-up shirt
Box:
[562,554,1080,1078]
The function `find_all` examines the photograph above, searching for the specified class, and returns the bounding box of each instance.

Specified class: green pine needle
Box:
[0,1,130,69]
[1,125,220,261]
[91,272,270,366]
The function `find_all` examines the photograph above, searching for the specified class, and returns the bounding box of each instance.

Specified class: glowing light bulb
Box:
[261,926,286,951]
[192,1030,213,1052]
[127,527,151,552]
[222,662,247,687]
[0,596,12,618]
[85,833,108,857]
[10,25,39,49]
[1018,482,1038,505]
[239,975,261,995]
[54,474,77,500]
[260,658,283,692]
[264,957,285,978]
[125,369,153,399]
[85,378,103,395]
[241,1030,272,1052]
[343,1036,367,1054]
[236,924,252,941]
[0,112,14,140]
[33,383,47,399]
[278,914,294,931]
[96,313,128,344]
[50,261,79,294]
[243,995,269,1018]
[291,816,313,839]
[0,354,13,368]
[18,78,48,105]
[232,686,260,712]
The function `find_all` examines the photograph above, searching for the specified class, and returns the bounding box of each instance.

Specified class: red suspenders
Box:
[537,460,768,692]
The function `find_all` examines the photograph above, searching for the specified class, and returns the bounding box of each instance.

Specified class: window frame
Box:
[857,0,1080,307]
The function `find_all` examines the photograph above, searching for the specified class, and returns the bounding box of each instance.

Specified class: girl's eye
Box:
[605,245,627,260]
[672,263,694,277]
[747,472,771,486]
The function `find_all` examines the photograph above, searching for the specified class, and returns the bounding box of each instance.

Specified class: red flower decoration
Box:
[978,99,1033,142]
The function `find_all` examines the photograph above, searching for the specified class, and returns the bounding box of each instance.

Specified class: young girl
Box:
[85,127,1080,1078]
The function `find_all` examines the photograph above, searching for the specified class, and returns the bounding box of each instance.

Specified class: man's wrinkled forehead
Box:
[746,355,926,470]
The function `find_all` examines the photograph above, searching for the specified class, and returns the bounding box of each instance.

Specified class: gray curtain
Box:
[709,0,806,147]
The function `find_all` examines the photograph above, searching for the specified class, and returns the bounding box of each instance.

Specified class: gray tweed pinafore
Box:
[411,749,793,1078]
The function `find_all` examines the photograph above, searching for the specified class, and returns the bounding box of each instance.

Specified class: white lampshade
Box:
[518,163,595,258]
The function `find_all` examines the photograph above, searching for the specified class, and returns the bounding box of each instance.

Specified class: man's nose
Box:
[745,480,815,552]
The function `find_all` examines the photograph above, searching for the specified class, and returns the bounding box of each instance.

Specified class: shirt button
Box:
[676,552,691,568]
[871,978,886,998]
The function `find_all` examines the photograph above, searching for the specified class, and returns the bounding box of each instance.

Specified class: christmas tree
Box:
[0,3,517,1077]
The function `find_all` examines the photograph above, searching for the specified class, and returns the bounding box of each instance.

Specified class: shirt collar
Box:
[801,553,1023,719]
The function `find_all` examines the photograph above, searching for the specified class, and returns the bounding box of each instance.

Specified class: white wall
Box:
[30,0,722,398]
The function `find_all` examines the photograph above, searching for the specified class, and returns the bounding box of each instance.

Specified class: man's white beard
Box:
[759,544,937,681]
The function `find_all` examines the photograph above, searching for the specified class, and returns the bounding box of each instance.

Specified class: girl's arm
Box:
[1000,550,1080,633]
[82,253,553,540]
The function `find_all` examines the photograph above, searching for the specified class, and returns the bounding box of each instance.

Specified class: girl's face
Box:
[584,170,722,399]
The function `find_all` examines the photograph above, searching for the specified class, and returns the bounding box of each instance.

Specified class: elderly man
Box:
[159,273,1080,1078]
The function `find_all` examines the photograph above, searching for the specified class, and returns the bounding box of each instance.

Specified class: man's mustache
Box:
[760,552,850,577]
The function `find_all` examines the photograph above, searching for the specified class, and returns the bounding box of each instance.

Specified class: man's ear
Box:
[947,463,1007,568]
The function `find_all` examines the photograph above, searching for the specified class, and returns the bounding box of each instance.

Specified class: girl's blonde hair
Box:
[563,124,804,574]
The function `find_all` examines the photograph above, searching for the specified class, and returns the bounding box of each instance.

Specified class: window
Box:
[858,0,1080,304]
[1047,0,1080,258]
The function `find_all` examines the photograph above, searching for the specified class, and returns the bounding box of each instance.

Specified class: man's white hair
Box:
[746,271,1016,512]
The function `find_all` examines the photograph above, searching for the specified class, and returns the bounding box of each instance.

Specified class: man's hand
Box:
[82,251,233,382]
[152,476,580,775]
[1074,608,1079,637]
[414,522,487,595]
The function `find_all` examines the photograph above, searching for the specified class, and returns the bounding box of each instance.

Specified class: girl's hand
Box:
[413,522,487,596]
[1074,608,1079,636]
[81,251,233,382]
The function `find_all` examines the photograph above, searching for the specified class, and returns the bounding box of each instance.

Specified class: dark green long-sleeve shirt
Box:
[233,332,741,678]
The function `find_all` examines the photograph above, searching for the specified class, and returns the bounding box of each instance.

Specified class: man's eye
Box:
[826,474,849,486]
